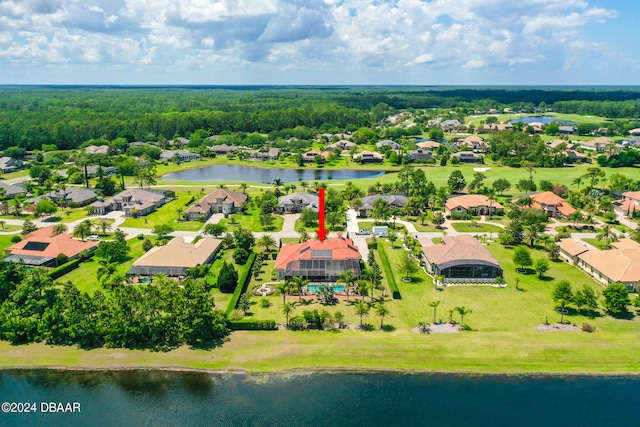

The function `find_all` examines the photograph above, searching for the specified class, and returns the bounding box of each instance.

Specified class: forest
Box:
[2,86,640,151]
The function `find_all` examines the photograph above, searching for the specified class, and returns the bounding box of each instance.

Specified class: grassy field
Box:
[0,234,16,252]
[220,208,284,232]
[450,222,505,233]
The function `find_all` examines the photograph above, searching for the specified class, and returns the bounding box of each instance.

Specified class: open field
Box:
[120,192,205,232]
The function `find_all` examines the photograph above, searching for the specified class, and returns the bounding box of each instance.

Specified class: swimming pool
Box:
[307,284,345,293]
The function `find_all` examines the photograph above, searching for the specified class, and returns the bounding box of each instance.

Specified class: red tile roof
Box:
[275,238,361,270]
[7,225,97,259]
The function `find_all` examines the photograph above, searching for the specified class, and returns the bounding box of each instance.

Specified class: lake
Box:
[509,116,577,125]
[1,370,638,426]
[162,164,386,183]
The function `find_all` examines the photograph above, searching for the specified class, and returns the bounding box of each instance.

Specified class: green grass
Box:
[0,234,16,252]
[581,238,611,250]
[219,208,284,232]
[450,222,505,233]
[0,224,21,232]
[58,238,146,295]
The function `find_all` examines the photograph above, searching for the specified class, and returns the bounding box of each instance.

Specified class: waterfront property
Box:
[160,149,199,162]
[358,194,408,218]
[575,238,640,291]
[275,236,361,281]
[277,192,319,213]
[422,235,502,282]
[90,188,174,217]
[128,236,222,279]
[353,151,383,163]
[409,148,433,161]
[184,189,247,220]
[511,191,576,218]
[2,225,97,268]
[445,194,504,216]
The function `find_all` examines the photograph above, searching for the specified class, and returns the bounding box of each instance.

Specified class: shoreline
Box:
[3,364,640,378]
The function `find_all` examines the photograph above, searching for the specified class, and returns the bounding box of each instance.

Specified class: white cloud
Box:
[0,0,632,84]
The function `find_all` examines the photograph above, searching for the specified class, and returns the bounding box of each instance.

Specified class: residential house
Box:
[511,191,576,218]
[85,145,109,155]
[326,140,356,151]
[246,147,280,161]
[452,151,482,163]
[302,150,330,162]
[629,128,640,137]
[576,239,640,291]
[445,194,504,216]
[544,140,572,151]
[160,149,198,162]
[209,144,238,155]
[409,148,433,161]
[613,191,640,217]
[358,194,408,217]
[127,237,222,279]
[559,126,575,134]
[275,236,361,281]
[173,137,190,146]
[90,188,174,217]
[422,235,502,282]
[0,181,26,199]
[577,137,619,152]
[2,226,97,268]
[376,140,401,150]
[455,135,487,152]
[0,157,24,173]
[555,238,589,265]
[439,119,461,130]
[277,193,319,214]
[85,165,116,177]
[26,188,99,207]
[353,151,383,164]
[415,140,441,150]
[184,189,247,220]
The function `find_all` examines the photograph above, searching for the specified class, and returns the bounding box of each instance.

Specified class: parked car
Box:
[355,229,371,235]
[88,235,100,241]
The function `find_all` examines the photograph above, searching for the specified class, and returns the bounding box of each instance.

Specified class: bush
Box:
[137,234,145,240]
[233,248,251,264]
[367,241,379,250]
[11,235,22,243]
[228,320,277,330]
[226,252,256,314]
[378,243,401,299]
[48,258,82,279]
[581,323,596,333]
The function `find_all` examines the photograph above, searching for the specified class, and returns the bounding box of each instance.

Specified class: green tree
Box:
[456,306,472,328]
[217,262,238,293]
[275,282,291,305]
[52,223,68,236]
[534,258,550,279]
[95,240,130,263]
[73,220,93,242]
[142,238,154,252]
[338,270,355,302]
[96,219,112,236]
[399,251,418,280]
[203,223,226,237]
[374,302,390,329]
[259,212,275,229]
[354,300,370,327]
[596,224,618,249]
[574,284,598,314]
[291,276,309,304]
[388,232,398,248]
[602,283,630,314]
[429,300,441,323]
[300,208,318,227]
[447,170,466,193]
[282,302,295,327]
[492,178,511,196]
[258,234,278,253]
[513,246,533,270]
[152,223,174,238]
[552,280,573,303]
[35,199,57,217]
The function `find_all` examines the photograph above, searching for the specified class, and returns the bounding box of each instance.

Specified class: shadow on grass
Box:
[381,324,396,332]
[538,275,554,282]
[609,310,636,321]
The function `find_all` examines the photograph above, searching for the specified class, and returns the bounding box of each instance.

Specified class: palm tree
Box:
[258,234,278,253]
[596,224,618,248]
[524,224,542,248]
[291,276,309,304]
[568,211,583,228]
[354,300,370,327]
[275,282,291,305]
[572,177,583,192]
[273,178,283,188]
[538,233,553,251]
[374,302,390,329]
[429,300,441,323]
[52,223,68,236]
[360,268,377,300]
[356,280,373,301]
[447,308,455,323]
[338,270,355,302]
[300,181,308,193]
[239,183,248,194]
[97,260,117,284]
[97,220,112,236]
[73,220,93,242]
[282,302,295,327]
[298,227,310,243]
[456,306,472,328]
[486,189,496,219]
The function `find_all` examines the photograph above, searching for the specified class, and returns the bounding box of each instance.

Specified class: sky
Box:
[0,0,638,85]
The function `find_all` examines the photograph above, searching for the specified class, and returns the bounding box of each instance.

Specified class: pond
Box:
[162,164,386,183]
[509,116,577,125]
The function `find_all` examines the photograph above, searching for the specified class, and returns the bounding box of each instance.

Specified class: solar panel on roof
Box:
[23,241,50,252]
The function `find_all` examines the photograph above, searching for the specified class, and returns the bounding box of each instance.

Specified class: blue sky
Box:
[0,0,637,85]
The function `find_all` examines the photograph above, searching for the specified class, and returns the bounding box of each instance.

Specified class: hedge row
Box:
[228,320,277,330]
[226,252,256,315]
[48,258,82,280]
[377,243,401,299]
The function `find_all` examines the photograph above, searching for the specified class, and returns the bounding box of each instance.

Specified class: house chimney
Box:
[337,232,343,239]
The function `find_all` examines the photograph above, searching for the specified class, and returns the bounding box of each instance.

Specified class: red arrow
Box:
[316,187,328,242]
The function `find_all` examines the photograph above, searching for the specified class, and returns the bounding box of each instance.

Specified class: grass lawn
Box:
[219,208,284,232]
[0,234,16,251]
[0,224,21,232]
[121,192,205,232]
[581,238,611,250]
[58,238,146,295]
[207,249,237,311]
[450,222,505,233]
